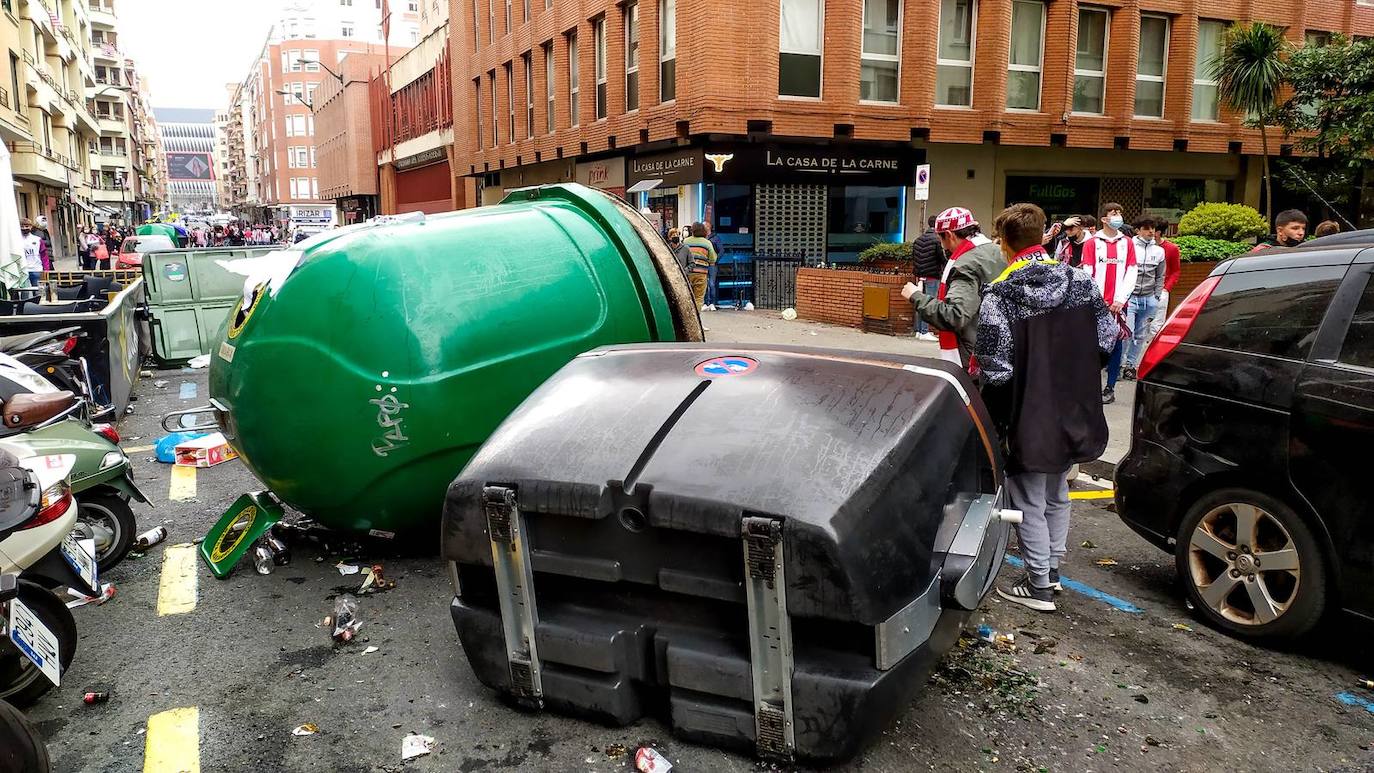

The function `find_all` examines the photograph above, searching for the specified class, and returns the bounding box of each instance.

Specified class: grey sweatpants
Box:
[1007,469,1072,588]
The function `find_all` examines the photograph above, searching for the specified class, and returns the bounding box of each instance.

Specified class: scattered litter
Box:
[153,380,169,388]
[336,562,360,576]
[1145,735,1161,747]
[1080,540,1097,549]
[362,646,379,655]
[1032,638,1058,655]
[139,369,153,378]
[977,624,995,643]
[604,743,627,758]
[264,535,291,566]
[1094,558,1119,567]
[358,564,396,594]
[154,432,210,464]
[1133,694,1149,704]
[781,308,797,321]
[744,302,755,311]
[66,583,117,608]
[133,526,168,550]
[292,724,319,736]
[401,733,436,761]
[1359,679,1374,690]
[173,432,238,467]
[82,691,110,705]
[187,354,211,369]
[252,542,275,575]
[635,746,673,772]
[808,330,818,336]
[330,595,362,643]
[1172,623,1194,632]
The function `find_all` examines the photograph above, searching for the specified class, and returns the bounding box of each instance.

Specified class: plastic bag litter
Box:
[744,302,755,311]
[292,724,319,736]
[154,432,209,464]
[401,733,436,760]
[635,747,673,772]
[330,596,362,643]
[781,308,798,320]
[187,354,211,369]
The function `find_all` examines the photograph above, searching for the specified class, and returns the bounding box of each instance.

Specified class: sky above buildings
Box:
[118,0,278,109]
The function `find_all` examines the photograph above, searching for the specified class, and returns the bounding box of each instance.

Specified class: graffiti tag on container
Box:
[370,393,410,457]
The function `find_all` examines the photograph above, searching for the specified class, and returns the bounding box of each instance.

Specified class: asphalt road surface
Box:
[25,313,1374,772]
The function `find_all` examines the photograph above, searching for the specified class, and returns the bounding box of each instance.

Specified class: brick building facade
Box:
[449,0,1374,264]
[317,52,391,223]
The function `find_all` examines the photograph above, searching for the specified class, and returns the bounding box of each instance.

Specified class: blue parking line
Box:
[1335,692,1374,714]
[1004,555,1144,614]
[180,382,197,400]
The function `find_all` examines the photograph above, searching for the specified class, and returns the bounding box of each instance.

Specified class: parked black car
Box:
[1116,244,1374,639]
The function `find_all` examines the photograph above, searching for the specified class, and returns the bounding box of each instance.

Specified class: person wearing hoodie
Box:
[1120,217,1166,382]
[900,207,1005,374]
[976,203,1117,612]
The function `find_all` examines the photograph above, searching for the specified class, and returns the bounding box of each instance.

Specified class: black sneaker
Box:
[1122,367,1137,382]
[1049,569,1063,592]
[1101,387,1116,405]
[996,576,1056,612]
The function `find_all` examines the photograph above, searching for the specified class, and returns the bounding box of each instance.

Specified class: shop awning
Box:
[626,179,663,194]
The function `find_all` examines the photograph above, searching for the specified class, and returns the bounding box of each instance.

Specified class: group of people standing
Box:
[668,222,724,312]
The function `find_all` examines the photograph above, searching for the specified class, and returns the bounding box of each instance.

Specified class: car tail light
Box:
[1137,275,1222,381]
[93,423,120,444]
[16,481,73,530]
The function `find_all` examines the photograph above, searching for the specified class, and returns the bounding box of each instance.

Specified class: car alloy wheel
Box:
[1187,502,1301,626]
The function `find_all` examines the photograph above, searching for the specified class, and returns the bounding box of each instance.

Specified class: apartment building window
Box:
[310,147,316,167]
[1006,0,1044,110]
[779,0,823,98]
[1073,7,1108,114]
[1305,30,1332,47]
[936,0,975,106]
[473,0,481,46]
[490,71,498,144]
[1192,20,1223,121]
[312,179,319,198]
[625,3,640,111]
[340,0,352,5]
[304,49,320,70]
[569,31,580,126]
[544,42,555,132]
[659,0,675,101]
[287,50,303,71]
[523,53,534,137]
[593,18,608,119]
[341,24,354,37]
[290,178,299,198]
[474,77,484,147]
[505,62,514,142]
[291,82,306,104]
[409,0,419,8]
[9,54,20,116]
[1135,15,1168,117]
[505,0,511,34]
[289,146,307,168]
[523,0,529,21]
[859,0,901,102]
[488,0,495,42]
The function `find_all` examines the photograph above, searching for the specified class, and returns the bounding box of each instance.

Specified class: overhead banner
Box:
[167,152,214,181]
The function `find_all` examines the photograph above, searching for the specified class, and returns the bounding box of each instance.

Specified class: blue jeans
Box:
[1106,340,1124,390]
[27,271,41,289]
[1124,294,1160,367]
[705,263,718,305]
[917,279,939,334]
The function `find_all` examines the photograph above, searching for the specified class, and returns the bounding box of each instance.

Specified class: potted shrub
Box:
[857,242,913,274]
[1177,202,1269,242]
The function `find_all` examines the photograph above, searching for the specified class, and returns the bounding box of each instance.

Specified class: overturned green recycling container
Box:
[208,184,702,535]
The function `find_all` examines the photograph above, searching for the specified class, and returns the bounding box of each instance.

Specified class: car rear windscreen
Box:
[1184,266,1343,360]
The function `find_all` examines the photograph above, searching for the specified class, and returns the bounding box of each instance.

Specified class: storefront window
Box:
[827,185,903,262]
[1143,177,1234,227]
[707,183,754,254]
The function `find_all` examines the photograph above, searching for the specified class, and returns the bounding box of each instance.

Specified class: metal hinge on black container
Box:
[483,485,543,707]
[741,515,795,760]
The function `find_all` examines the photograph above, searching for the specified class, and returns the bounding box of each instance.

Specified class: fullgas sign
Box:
[704,144,919,186]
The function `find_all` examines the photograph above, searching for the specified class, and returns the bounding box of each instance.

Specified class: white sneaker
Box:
[919,332,938,342]
[701,304,710,312]
[707,304,717,311]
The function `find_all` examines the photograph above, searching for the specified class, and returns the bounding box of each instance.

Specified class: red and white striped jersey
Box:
[1080,232,1138,308]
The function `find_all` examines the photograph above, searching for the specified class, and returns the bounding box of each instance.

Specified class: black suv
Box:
[1116,244,1374,639]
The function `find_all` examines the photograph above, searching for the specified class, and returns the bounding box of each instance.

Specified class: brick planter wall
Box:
[795,267,915,336]
[1169,261,1220,314]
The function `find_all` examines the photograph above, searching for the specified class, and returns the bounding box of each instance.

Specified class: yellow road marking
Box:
[156,544,198,616]
[1070,489,1116,501]
[123,444,155,454]
[168,465,196,502]
[144,706,199,773]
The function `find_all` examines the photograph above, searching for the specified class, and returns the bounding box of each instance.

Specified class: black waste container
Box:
[441,343,1017,764]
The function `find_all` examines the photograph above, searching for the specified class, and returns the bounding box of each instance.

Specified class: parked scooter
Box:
[0,327,111,420]
[0,393,94,711]
[0,353,145,570]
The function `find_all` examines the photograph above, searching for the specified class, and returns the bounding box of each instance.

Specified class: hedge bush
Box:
[857,241,913,263]
[1177,202,1269,242]
[1170,235,1252,263]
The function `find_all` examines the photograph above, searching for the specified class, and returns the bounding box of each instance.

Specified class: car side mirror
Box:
[1,392,77,430]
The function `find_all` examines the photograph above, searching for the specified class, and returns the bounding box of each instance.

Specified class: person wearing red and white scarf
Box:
[901,206,1007,374]
[1078,203,1137,403]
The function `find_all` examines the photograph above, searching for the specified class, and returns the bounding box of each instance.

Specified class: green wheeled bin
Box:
[206,183,702,537]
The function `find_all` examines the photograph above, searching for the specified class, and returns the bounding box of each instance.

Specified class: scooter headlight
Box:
[100,451,126,470]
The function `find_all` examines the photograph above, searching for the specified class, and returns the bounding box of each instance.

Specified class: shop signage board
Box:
[626,148,703,187]
[703,144,920,186]
[575,157,626,193]
[395,146,448,171]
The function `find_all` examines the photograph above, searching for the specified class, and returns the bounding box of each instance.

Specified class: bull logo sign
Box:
[705,153,734,173]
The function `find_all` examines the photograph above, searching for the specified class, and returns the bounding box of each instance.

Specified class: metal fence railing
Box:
[754,259,805,310]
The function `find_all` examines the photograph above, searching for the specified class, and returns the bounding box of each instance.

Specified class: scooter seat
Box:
[2,391,76,429]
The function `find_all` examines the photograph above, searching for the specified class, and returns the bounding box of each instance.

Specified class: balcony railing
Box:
[0,86,7,110]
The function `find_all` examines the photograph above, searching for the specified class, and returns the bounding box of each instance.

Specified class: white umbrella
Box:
[0,143,29,289]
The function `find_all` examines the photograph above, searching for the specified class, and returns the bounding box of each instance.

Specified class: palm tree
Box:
[1210,22,1290,226]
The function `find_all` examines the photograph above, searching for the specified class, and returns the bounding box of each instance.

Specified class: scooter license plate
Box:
[60,533,99,592]
[6,598,60,686]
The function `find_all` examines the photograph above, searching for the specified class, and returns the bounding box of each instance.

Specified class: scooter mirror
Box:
[1,391,77,430]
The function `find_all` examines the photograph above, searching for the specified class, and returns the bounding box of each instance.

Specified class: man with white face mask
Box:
[1121,217,1166,382]
[1080,203,1137,404]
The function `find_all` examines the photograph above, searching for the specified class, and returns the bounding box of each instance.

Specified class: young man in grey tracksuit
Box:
[1120,217,1166,382]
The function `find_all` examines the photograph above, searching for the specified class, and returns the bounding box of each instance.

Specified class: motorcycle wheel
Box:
[74,492,136,572]
[0,580,77,708]
[0,698,49,773]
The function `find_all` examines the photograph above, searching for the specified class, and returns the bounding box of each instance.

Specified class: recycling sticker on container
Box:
[695,356,759,378]
[163,262,188,282]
